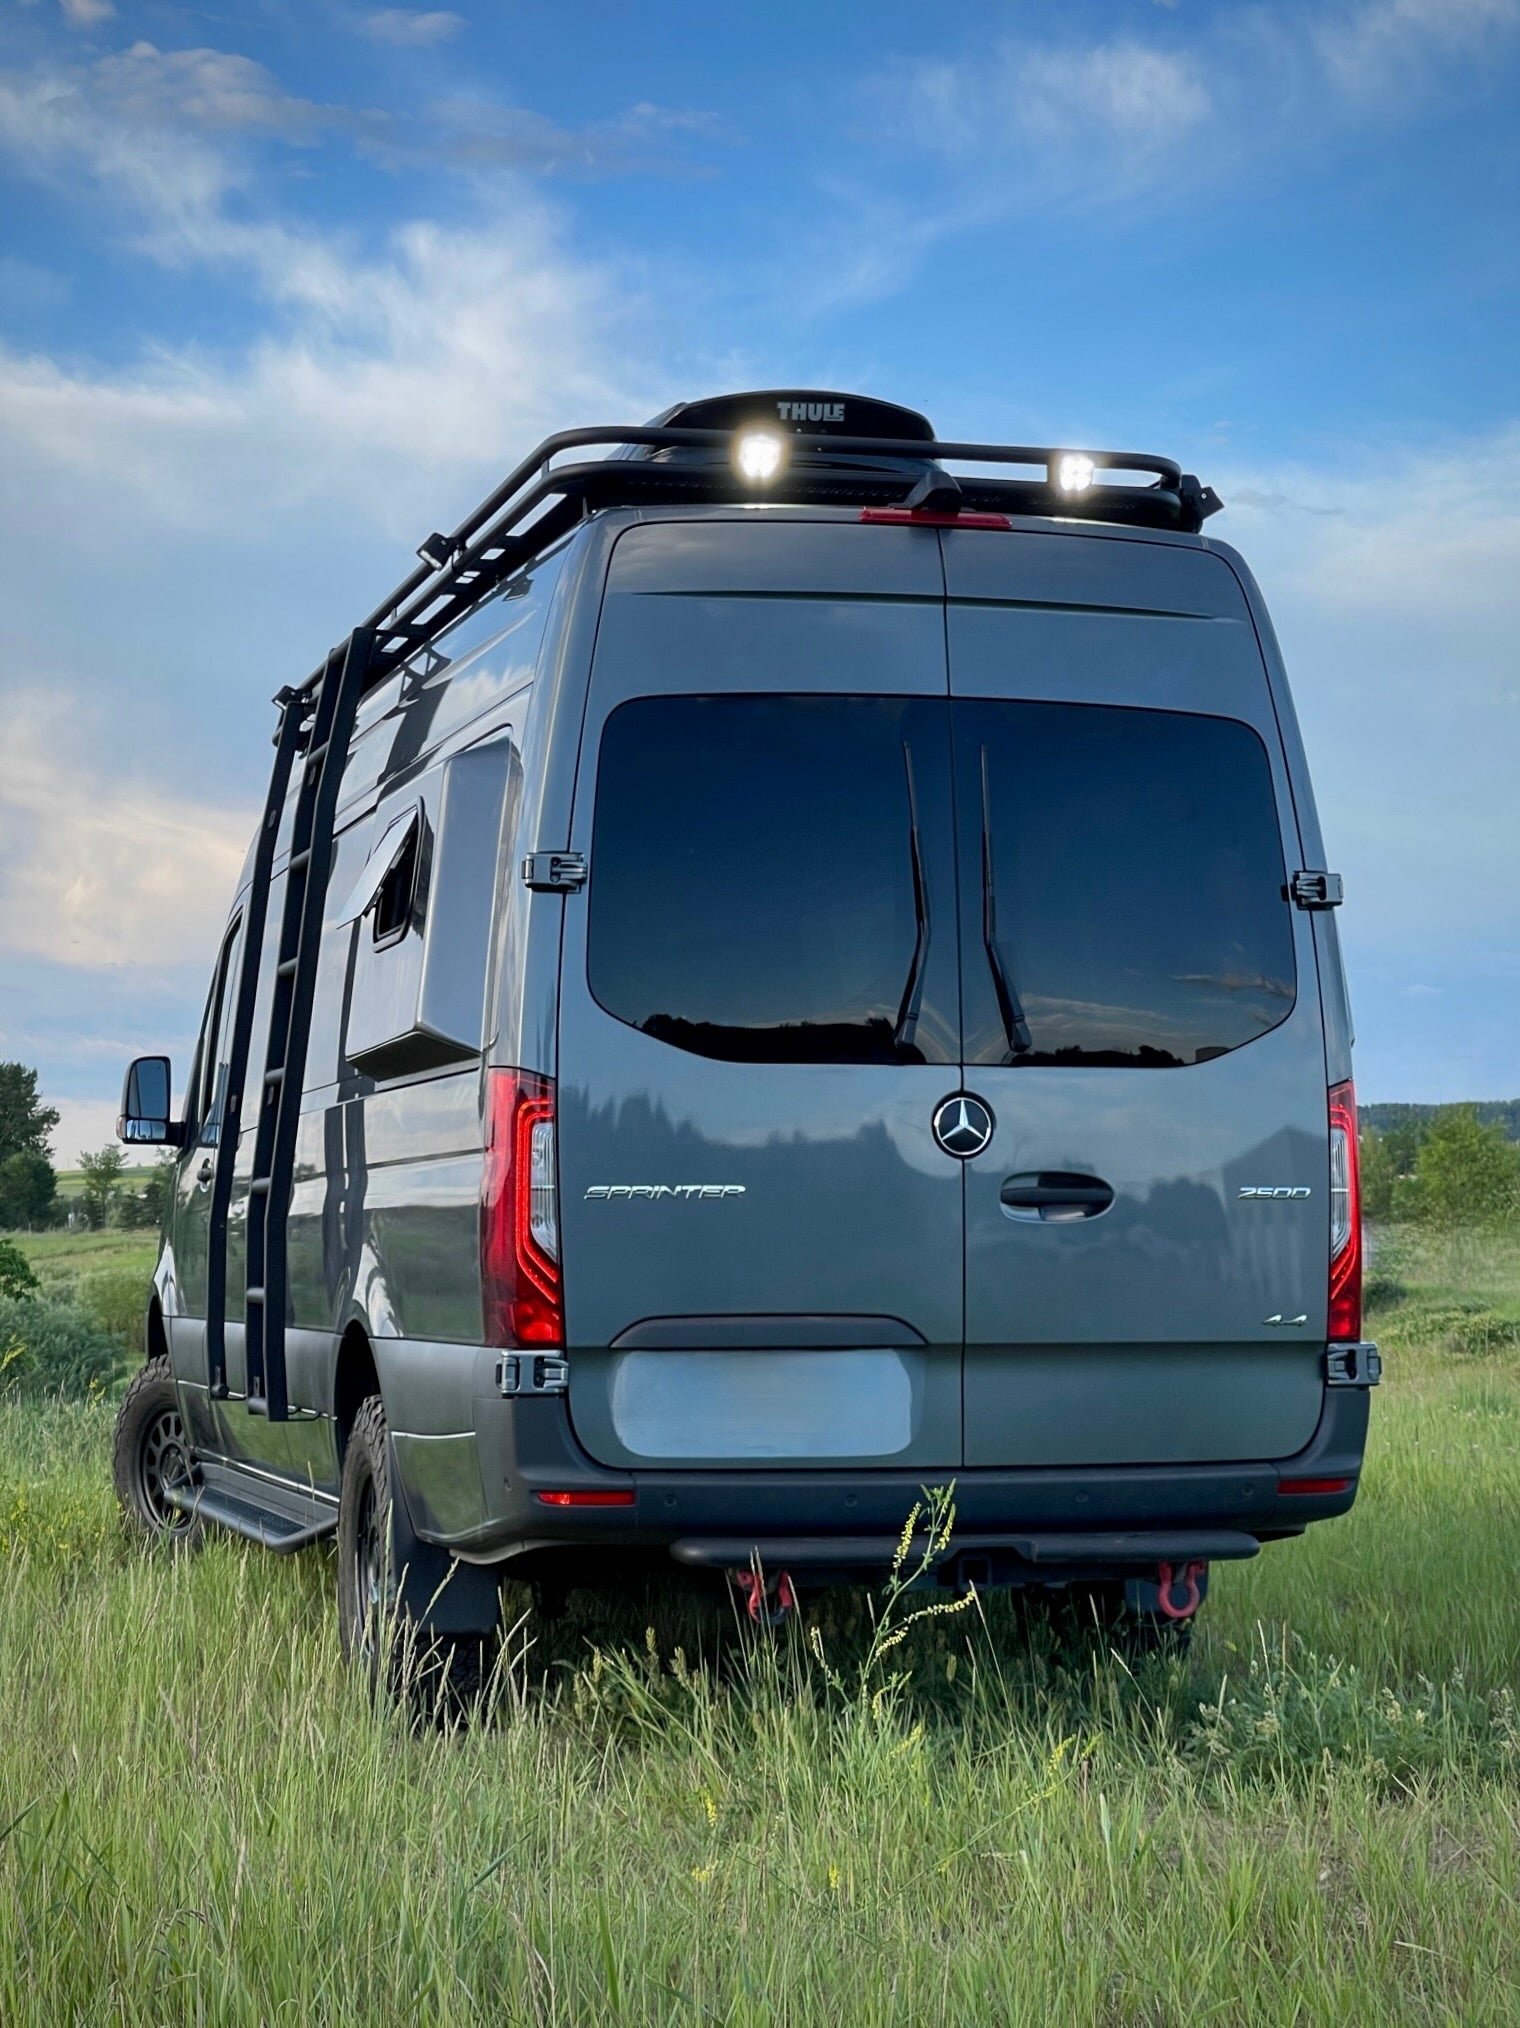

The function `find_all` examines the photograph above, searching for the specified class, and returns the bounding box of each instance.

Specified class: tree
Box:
[1359,1126,1395,1223]
[0,1063,59,1166]
[0,1150,57,1231]
[140,1156,177,1230]
[78,1146,127,1232]
[0,1237,38,1299]
[1415,1106,1520,1231]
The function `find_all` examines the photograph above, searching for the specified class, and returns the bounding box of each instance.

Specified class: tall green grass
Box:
[2,1235,1519,2024]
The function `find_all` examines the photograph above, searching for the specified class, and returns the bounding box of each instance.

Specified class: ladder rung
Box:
[277,958,298,978]
[246,1287,265,1303]
[305,740,330,765]
[250,1177,271,1195]
[290,848,311,872]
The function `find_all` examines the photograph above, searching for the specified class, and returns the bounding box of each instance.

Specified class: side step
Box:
[165,1462,338,1555]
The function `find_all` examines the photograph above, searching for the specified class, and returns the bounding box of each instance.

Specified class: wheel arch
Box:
[145,1293,170,1367]
[333,1322,381,1466]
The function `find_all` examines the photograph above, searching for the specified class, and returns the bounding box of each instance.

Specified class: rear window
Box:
[588,694,953,1064]
[960,701,1295,1068]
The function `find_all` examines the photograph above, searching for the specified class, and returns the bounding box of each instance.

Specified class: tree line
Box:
[1361,1105,1519,1229]
[6,1057,1517,1238]
[0,1061,171,1232]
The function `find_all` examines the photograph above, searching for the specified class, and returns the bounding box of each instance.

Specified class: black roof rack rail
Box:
[298,418,1222,703]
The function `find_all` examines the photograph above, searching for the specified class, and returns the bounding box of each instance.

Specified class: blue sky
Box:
[0,0,1517,1162]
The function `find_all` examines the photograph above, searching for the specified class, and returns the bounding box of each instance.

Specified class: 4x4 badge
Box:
[932,1094,994,1159]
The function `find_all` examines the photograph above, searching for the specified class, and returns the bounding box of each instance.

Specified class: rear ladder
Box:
[206,626,374,1420]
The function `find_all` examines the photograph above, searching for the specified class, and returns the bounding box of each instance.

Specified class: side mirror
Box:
[118,1056,184,1147]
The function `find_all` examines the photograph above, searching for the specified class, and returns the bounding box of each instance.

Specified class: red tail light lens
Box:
[1328,1079,1362,1342]
[858,507,1012,530]
[536,1490,635,1508]
[1279,1476,1351,1497]
[481,1069,563,1348]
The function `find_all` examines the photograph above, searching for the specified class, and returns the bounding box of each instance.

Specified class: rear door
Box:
[944,530,1327,1467]
[558,521,965,1471]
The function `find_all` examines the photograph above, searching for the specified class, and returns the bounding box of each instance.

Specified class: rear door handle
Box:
[1000,1171,1114,1222]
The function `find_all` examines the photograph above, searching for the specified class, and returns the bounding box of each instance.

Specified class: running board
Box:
[165,1463,338,1554]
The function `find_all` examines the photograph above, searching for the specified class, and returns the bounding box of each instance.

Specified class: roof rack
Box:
[304,409,1222,702]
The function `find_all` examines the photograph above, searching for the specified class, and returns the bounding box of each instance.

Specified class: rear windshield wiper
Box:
[892,742,930,1058]
[979,745,1032,1061]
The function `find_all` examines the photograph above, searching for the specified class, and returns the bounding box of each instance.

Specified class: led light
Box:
[1056,453,1095,495]
[735,431,784,483]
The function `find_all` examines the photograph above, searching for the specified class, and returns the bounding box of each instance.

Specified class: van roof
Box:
[303,391,1223,703]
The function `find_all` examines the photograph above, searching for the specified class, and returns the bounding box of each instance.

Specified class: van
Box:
[113,390,1380,1675]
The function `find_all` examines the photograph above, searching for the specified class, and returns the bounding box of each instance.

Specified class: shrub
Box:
[0,1238,39,1299]
[1419,1301,1520,1359]
[79,1267,152,1361]
[0,1292,121,1400]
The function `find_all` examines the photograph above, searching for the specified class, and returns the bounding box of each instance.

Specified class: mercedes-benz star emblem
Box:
[932,1093,994,1159]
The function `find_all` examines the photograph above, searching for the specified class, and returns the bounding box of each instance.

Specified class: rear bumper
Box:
[446,1381,1370,1579]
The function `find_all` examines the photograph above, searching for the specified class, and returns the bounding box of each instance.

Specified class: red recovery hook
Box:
[1155,1560,1206,1621]
[732,1569,797,1627]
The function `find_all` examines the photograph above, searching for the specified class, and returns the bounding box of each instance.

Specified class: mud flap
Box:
[389,1437,502,1637]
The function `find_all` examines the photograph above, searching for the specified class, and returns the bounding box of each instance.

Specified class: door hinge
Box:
[496,1353,569,1396]
[522,851,587,893]
[1325,1341,1381,1388]
[1290,870,1344,910]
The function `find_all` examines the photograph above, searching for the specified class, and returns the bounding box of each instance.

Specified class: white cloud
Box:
[0,202,660,544]
[0,693,251,971]
[870,37,1209,170]
[58,0,114,26]
[1314,0,1520,100]
[846,0,1520,297]
[1217,428,1520,952]
[361,9,464,47]
[91,41,338,144]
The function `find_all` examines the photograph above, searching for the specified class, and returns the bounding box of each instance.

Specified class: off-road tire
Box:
[112,1354,202,1546]
[336,1392,496,1717]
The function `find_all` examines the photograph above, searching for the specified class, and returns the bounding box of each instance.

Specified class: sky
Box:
[0,0,1517,1165]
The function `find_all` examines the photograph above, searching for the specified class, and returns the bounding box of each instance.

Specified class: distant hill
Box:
[1362,1100,1520,1141]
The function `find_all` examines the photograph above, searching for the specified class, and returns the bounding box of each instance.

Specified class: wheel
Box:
[112,1355,201,1546]
[337,1393,498,1715]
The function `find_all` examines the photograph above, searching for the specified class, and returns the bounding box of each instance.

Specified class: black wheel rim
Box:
[353,1472,386,1667]
[139,1405,193,1532]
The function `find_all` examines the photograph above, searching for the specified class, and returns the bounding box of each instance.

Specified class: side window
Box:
[198,916,245,1146]
[958,702,1296,1068]
[343,736,519,1079]
[361,806,424,948]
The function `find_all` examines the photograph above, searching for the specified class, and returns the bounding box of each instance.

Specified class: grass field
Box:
[13,1228,159,1286]
[2,1230,1519,2024]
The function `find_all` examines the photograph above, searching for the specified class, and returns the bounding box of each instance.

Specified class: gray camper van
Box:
[113,391,1379,1667]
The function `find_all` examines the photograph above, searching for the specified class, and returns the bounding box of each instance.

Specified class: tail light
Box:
[1328,1079,1361,1343]
[481,1069,563,1348]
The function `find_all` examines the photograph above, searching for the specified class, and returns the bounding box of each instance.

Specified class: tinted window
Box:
[588,695,956,1064]
[959,702,1294,1068]
[198,916,245,1144]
